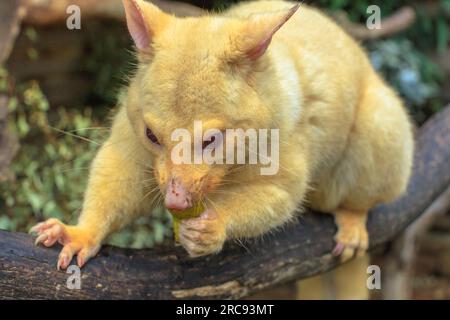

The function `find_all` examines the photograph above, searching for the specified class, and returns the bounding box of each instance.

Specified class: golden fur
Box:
[31,0,413,276]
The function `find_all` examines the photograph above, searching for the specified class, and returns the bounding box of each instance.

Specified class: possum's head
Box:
[122,0,297,210]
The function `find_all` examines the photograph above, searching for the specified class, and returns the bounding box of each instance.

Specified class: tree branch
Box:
[18,1,417,42]
[1,105,449,299]
[0,0,24,64]
[333,6,416,40]
[381,185,450,299]
[20,0,205,25]
[0,0,20,182]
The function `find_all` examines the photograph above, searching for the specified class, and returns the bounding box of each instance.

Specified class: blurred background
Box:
[0,0,449,299]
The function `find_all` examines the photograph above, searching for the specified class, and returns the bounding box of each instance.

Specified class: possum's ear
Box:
[235,4,300,61]
[122,0,171,52]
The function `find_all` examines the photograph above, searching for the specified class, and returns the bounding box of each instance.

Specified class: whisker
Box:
[49,126,101,145]
[66,127,110,133]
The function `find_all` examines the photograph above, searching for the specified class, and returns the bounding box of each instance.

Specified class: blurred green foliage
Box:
[0,0,448,248]
[312,0,448,121]
[0,69,172,248]
[82,21,136,107]
[0,73,101,232]
[368,39,443,123]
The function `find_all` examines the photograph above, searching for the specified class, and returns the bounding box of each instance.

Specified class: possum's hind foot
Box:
[331,209,369,261]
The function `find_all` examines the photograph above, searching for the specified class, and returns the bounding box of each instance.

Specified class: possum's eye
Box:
[202,136,216,149]
[146,127,160,146]
[202,131,223,149]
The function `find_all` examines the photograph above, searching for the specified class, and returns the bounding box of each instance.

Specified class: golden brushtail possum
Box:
[31,0,413,288]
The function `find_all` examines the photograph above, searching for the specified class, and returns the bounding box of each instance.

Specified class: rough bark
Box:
[0,105,449,300]
[0,0,20,181]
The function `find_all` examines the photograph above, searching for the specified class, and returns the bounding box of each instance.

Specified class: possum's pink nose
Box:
[164,178,192,211]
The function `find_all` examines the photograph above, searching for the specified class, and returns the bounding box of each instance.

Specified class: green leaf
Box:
[436,18,449,54]
[0,216,11,230]
[17,116,30,136]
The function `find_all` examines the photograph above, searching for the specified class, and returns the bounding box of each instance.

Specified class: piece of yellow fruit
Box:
[169,202,205,243]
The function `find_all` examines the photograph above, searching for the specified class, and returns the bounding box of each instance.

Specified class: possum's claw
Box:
[30,218,100,270]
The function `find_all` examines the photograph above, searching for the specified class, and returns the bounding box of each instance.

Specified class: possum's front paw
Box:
[179,209,226,257]
[30,218,101,270]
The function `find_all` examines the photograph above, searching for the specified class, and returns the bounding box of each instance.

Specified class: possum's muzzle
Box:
[164,177,192,211]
